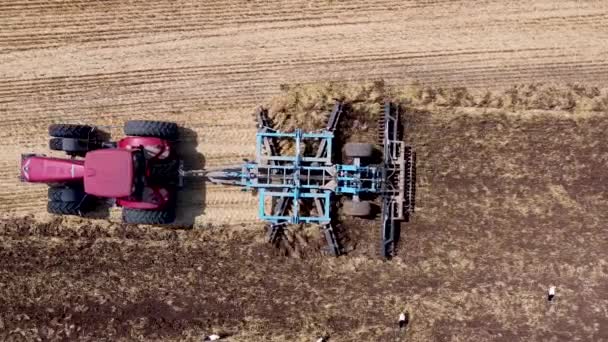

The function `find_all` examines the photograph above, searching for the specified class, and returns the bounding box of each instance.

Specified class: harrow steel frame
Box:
[200,101,414,257]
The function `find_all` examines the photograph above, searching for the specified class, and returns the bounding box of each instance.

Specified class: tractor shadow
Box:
[93,129,112,143]
[173,126,206,228]
[84,200,112,219]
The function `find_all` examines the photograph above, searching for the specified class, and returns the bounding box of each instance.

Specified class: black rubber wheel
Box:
[124,120,178,140]
[48,186,86,202]
[344,143,374,158]
[122,208,175,225]
[47,201,82,216]
[49,137,63,151]
[343,200,372,217]
[47,186,95,216]
[49,124,94,138]
[49,137,98,155]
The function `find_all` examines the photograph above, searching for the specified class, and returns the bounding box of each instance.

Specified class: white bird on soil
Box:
[399,312,408,329]
[204,334,221,341]
[548,285,556,302]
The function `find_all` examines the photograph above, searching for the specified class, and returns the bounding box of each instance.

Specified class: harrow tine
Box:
[321,223,341,256]
[315,101,344,159]
[255,107,272,130]
[267,222,286,245]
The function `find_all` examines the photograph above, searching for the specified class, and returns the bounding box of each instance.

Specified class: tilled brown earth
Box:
[2,0,608,339]
[2,100,608,341]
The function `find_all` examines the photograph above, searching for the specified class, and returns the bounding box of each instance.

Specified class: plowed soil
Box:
[2,1,608,341]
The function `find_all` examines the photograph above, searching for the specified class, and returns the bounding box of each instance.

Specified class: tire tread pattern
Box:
[124,121,178,140]
[49,138,63,151]
[122,208,175,225]
[47,201,81,216]
[49,124,93,138]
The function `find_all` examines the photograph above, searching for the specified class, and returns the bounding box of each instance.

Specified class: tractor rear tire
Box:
[124,120,178,141]
[122,208,175,225]
[344,143,374,158]
[343,200,372,217]
[49,124,94,138]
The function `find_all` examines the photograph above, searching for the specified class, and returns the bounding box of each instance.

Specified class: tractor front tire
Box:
[49,124,94,138]
[49,137,63,151]
[344,143,374,158]
[47,186,93,216]
[48,186,86,202]
[49,137,97,155]
[124,120,178,140]
[122,208,175,225]
[343,200,372,217]
[47,201,82,216]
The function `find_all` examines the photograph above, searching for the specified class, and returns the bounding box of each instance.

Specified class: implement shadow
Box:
[173,126,206,228]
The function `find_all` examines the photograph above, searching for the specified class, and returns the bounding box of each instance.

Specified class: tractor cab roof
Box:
[84,149,134,198]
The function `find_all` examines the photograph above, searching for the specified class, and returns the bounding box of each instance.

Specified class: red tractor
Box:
[20,121,180,224]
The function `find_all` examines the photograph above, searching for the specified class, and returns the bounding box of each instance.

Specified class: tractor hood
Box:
[84,149,134,198]
[20,154,84,183]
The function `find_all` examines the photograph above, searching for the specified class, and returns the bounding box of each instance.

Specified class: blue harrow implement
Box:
[186,101,414,258]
